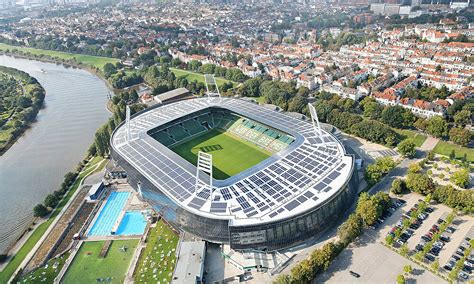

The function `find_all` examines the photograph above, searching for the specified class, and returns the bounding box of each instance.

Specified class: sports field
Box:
[172,129,271,179]
[63,239,139,284]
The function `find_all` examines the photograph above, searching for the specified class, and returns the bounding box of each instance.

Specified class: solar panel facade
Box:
[111,97,357,250]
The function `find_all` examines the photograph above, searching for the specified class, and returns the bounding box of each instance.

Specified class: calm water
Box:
[0,55,110,253]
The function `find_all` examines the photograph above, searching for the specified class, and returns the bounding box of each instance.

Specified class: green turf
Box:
[169,68,236,88]
[0,44,119,69]
[0,157,105,283]
[433,140,474,162]
[134,219,179,283]
[393,128,428,147]
[63,239,138,284]
[172,129,271,180]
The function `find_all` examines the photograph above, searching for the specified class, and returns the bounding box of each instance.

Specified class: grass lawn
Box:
[393,128,427,147]
[433,140,474,162]
[0,43,119,69]
[169,67,236,88]
[0,157,105,283]
[63,240,138,284]
[172,129,270,179]
[134,219,179,284]
[17,252,70,283]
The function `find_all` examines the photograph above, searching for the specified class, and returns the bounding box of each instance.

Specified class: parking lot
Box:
[369,193,474,282]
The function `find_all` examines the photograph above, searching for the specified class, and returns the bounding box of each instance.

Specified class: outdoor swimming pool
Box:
[88,191,130,237]
[116,211,147,236]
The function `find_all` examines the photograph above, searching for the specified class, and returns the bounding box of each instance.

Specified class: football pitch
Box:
[172,129,271,179]
[62,240,139,284]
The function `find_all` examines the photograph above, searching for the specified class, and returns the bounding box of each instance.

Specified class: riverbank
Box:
[0,66,45,155]
[0,156,107,283]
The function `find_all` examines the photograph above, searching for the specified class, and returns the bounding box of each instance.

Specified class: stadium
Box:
[111,91,358,251]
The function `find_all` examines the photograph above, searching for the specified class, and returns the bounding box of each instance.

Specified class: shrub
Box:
[33,204,49,217]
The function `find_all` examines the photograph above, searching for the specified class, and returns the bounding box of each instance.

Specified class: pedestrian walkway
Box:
[419,136,439,152]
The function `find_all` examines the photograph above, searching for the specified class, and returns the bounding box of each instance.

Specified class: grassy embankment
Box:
[0,43,118,69]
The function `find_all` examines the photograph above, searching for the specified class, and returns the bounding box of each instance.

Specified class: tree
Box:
[363,101,382,119]
[396,274,406,284]
[427,151,435,161]
[381,106,403,128]
[33,204,48,217]
[431,259,439,271]
[290,258,313,282]
[44,194,59,208]
[287,95,308,113]
[356,193,380,226]
[400,245,409,257]
[274,275,292,284]
[453,110,471,127]
[364,157,396,184]
[391,179,406,195]
[426,116,447,138]
[398,139,416,158]
[451,169,470,188]
[449,149,456,160]
[103,62,117,78]
[350,120,399,146]
[403,264,413,274]
[406,173,435,195]
[408,163,422,174]
[337,214,363,244]
[449,128,472,147]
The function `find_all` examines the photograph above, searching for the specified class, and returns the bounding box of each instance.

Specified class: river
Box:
[0,55,110,253]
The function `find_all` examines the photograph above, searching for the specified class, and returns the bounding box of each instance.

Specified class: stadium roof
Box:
[112,98,354,226]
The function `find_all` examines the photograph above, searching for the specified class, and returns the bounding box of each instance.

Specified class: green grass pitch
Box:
[172,129,271,180]
[63,239,139,284]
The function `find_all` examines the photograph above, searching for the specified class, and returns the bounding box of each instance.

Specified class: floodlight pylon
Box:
[204,74,222,104]
[195,151,213,200]
[125,105,131,142]
[308,103,325,146]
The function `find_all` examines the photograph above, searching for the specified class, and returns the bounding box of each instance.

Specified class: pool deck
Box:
[84,184,150,241]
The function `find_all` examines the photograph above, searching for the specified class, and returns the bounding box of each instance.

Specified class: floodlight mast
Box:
[204,74,222,104]
[308,103,325,146]
[195,151,214,200]
[125,105,131,142]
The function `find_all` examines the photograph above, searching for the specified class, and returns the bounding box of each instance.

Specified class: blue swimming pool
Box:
[115,211,147,235]
[87,191,130,237]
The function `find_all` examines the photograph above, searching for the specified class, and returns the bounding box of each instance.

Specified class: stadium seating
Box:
[150,109,294,153]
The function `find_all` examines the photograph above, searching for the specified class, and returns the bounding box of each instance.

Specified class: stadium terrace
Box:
[111,97,358,251]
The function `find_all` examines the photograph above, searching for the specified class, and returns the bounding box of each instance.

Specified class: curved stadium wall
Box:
[111,98,358,251]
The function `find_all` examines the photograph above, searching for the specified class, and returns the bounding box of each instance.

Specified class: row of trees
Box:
[276,192,392,283]
[33,171,78,217]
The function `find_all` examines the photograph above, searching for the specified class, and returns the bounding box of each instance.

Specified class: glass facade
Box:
[112,148,358,251]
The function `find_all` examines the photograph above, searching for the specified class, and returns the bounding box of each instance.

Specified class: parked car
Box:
[425,254,435,262]
[446,227,455,233]
[440,236,450,243]
[425,207,434,213]
[459,271,469,280]
[416,244,424,251]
